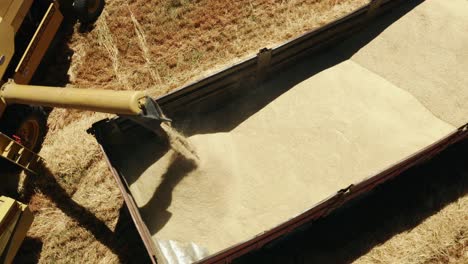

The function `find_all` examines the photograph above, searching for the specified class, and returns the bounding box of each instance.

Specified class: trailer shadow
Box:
[234,139,468,264]
[176,0,424,136]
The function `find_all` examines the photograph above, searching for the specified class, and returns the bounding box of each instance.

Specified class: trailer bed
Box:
[91,0,468,263]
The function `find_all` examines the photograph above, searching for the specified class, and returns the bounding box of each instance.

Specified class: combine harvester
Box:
[89,0,468,263]
[0,0,467,263]
[0,0,168,262]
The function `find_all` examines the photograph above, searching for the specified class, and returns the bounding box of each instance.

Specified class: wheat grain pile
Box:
[129,60,453,256]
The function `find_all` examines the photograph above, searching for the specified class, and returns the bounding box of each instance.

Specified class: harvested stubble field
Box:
[11,0,467,263]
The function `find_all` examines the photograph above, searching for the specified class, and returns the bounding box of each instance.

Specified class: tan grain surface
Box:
[350,0,468,127]
[129,60,453,254]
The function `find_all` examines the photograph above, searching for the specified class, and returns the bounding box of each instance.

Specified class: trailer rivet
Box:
[0,55,5,65]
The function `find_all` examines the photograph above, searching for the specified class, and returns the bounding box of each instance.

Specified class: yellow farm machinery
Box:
[0,0,169,261]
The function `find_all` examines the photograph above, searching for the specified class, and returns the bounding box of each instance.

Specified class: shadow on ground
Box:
[12,237,42,264]
[14,162,150,264]
[234,139,468,264]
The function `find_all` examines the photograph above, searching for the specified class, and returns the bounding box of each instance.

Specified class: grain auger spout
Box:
[0,80,171,137]
[0,80,172,174]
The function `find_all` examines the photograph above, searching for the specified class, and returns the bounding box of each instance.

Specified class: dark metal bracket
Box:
[121,97,171,136]
[368,0,384,18]
[257,48,272,84]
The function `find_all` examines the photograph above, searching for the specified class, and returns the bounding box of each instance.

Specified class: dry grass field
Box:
[11,0,467,263]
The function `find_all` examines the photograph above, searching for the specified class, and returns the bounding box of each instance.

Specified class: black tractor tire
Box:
[73,0,105,24]
[0,105,48,153]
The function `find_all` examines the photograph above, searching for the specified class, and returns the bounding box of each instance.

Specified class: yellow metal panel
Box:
[0,197,34,264]
[14,2,63,84]
[0,0,14,20]
[0,21,15,80]
[0,197,17,227]
[7,0,33,33]
[1,202,33,264]
[0,132,41,174]
[0,196,20,258]
[2,0,24,24]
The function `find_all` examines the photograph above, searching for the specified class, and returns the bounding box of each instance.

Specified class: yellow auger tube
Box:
[1,82,146,115]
